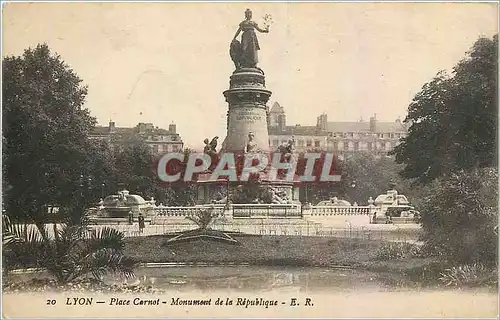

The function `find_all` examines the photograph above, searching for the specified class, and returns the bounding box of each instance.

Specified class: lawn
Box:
[125,234,404,267]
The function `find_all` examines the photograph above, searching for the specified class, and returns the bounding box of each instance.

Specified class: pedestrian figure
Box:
[138,213,145,234]
[128,211,134,225]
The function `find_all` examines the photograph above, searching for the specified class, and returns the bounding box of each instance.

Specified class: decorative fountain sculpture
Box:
[371,181,419,224]
[99,189,155,219]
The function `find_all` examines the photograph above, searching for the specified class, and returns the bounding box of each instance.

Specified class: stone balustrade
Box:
[308,205,374,216]
[231,203,302,218]
[149,203,375,220]
[153,205,225,217]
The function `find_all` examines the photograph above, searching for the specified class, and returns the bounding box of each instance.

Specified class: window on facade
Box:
[354,142,359,151]
[349,132,354,137]
[333,142,338,150]
[273,140,279,146]
[298,140,304,147]
[390,133,394,138]
[367,142,373,150]
[314,140,320,148]
[172,145,179,152]
[343,142,349,151]
[306,140,312,147]
[152,144,159,153]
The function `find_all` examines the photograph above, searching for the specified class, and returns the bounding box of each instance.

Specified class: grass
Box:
[125,234,398,267]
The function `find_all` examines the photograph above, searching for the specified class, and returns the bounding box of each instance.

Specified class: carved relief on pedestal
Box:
[269,186,292,204]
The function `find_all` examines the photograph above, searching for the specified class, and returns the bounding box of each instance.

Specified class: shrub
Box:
[419,167,498,264]
[2,212,136,284]
[439,263,498,287]
[374,242,423,260]
[185,207,219,230]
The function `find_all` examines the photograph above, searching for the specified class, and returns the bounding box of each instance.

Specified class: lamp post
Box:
[350,180,356,203]
[304,184,309,205]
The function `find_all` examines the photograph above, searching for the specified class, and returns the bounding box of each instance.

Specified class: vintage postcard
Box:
[1,2,498,318]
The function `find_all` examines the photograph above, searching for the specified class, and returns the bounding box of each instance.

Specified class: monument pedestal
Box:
[195,59,302,205]
[221,68,272,153]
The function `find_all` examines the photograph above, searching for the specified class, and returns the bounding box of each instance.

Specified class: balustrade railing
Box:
[150,203,372,219]
[153,205,225,217]
[232,203,302,218]
[309,206,372,216]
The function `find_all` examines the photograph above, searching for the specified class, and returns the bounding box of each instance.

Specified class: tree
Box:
[343,153,424,206]
[163,183,197,206]
[391,35,498,184]
[294,152,350,205]
[112,136,155,197]
[418,167,498,264]
[159,148,198,206]
[2,44,97,224]
[2,44,137,283]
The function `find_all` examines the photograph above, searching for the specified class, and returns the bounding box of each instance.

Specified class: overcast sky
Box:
[3,2,498,149]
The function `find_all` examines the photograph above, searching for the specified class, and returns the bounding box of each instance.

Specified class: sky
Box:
[2,2,498,149]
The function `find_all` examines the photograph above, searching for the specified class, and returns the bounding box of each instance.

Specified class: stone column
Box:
[222,68,272,153]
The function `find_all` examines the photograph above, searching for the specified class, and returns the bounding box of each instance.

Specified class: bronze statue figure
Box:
[209,136,219,153]
[203,138,211,154]
[203,136,219,155]
[231,9,269,69]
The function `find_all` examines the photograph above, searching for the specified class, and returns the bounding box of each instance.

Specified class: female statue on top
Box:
[231,9,270,69]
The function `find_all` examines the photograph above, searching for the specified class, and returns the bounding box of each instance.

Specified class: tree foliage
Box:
[112,136,155,196]
[156,148,198,206]
[343,153,424,206]
[391,35,498,184]
[3,212,136,284]
[418,167,498,264]
[2,44,97,223]
[296,153,350,204]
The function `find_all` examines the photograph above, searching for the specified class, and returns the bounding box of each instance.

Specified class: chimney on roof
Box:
[109,120,116,133]
[169,123,177,134]
[316,113,328,131]
[278,114,286,131]
[369,114,377,132]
